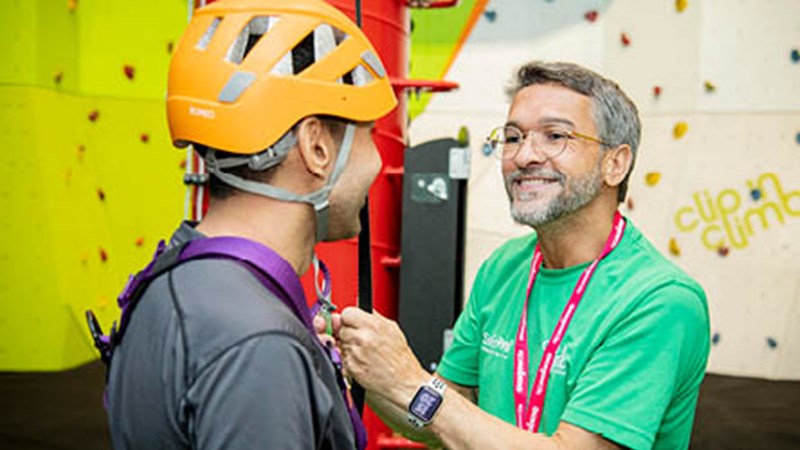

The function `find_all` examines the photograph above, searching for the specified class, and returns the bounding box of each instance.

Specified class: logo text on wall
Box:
[674,173,800,251]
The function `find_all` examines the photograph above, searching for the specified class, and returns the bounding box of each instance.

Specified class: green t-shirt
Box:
[438,219,710,450]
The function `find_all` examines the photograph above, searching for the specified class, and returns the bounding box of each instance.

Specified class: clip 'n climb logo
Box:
[673,173,800,252]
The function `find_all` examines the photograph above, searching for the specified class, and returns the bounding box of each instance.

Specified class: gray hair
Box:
[505,61,641,203]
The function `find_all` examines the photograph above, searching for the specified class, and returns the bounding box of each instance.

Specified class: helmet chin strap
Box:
[204,123,357,243]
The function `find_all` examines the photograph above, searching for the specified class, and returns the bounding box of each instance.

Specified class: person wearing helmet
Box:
[102,1,396,449]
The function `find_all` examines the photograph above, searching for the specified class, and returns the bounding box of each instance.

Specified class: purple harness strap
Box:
[180,237,315,332]
[87,237,367,450]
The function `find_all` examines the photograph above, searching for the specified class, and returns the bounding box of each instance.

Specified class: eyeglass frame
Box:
[485,123,611,160]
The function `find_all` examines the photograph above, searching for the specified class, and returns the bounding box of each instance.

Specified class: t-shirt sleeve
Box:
[560,282,710,450]
[437,263,488,387]
[186,333,335,450]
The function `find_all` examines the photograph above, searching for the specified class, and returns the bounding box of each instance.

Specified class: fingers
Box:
[340,306,370,327]
[313,315,326,334]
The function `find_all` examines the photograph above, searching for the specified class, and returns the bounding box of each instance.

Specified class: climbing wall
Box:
[410,0,800,379]
[0,0,189,370]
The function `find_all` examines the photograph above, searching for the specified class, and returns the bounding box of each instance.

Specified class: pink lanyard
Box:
[513,212,626,432]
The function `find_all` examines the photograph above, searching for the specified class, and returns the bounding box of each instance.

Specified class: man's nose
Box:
[512,132,548,166]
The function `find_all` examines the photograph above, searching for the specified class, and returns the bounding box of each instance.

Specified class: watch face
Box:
[410,386,443,421]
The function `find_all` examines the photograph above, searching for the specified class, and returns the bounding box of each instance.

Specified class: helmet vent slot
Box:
[227,16,280,64]
[196,17,222,50]
[341,64,374,86]
[269,23,349,77]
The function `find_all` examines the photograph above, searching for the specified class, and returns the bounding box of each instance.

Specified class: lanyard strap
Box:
[513,212,626,432]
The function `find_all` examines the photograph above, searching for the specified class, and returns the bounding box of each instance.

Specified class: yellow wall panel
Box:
[0,0,189,370]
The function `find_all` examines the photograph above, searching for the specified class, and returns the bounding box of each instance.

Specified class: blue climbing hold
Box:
[766,337,778,349]
[711,333,720,346]
[482,142,494,157]
[792,49,800,63]
[483,10,497,22]
[750,188,762,201]
[795,132,800,145]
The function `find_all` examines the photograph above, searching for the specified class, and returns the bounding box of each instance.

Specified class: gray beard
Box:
[506,163,602,227]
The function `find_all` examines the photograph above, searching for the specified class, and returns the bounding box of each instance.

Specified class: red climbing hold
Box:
[584,10,598,23]
[135,237,145,247]
[717,246,730,257]
[653,86,662,98]
[140,133,150,143]
[88,110,100,122]
[123,65,135,80]
[99,248,108,263]
[621,32,631,47]
[97,189,106,201]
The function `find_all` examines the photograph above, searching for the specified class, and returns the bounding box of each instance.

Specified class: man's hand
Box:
[338,307,429,403]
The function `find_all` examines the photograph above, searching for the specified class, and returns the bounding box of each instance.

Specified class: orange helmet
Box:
[167,0,397,154]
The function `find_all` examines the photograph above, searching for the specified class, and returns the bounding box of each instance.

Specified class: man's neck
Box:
[195,194,316,275]
[534,198,619,269]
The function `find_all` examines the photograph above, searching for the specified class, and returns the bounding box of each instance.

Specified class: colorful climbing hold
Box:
[653,86,662,98]
[483,10,497,22]
[795,132,800,145]
[482,142,493,157]
[97,189,106,201]
[167,41,175,54]
[675,0,688,13]
[645,172,661,186]
[704,80,716,93]
[88,110,100,122]
[584,10,598,23]
[620,32,631,47]
[123,65,135,80]
[673,121,688,139]
[791,49,799,63]
[135,237,145,247]
[457,126,469,147]
[626,197,634,211]
[668,238,681,256]
[99,247,108,263]
[750,188,762,201]
[766,337,778,349]
[179,158,188,169]
[67,0,78,12]
[54,71,64,84]
[140,133,150,143]
[711,333,720,345]
[717,246,729,257]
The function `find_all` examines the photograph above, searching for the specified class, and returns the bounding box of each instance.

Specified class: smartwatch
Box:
[407,376,447,428]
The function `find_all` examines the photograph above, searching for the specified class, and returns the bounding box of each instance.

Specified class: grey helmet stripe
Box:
[218,71,256,103]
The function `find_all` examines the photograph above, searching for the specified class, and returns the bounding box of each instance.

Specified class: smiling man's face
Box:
[502,83,605,227]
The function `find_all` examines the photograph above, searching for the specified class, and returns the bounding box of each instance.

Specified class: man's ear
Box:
[295,116,334,179]
[602,144,633,188]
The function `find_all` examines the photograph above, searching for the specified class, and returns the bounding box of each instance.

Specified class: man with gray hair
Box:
[335,61,710,450]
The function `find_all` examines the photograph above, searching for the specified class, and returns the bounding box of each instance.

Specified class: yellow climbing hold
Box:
[645,172,661,186]
[669,238,681,256]
[673,122,688,139]
[676,0,688,13]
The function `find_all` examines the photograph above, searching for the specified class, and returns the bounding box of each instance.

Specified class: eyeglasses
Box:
[485,124,608,160]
